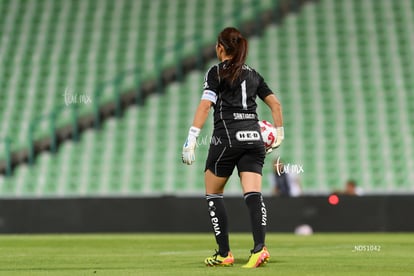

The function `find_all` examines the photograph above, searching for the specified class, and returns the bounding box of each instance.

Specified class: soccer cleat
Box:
[204,250,234,267]
[242,246,270,268]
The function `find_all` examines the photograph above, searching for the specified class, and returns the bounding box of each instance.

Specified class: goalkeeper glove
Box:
[267,127,284,154]
[182,126,200,165]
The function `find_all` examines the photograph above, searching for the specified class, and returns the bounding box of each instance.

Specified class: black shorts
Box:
[205,144,266,177]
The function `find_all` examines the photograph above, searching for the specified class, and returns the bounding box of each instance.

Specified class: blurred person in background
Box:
[343,179,362,196]
[271,158,301,197]
[333,180,362,196]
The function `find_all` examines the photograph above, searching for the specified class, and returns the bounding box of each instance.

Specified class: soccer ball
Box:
[258,120,276,150]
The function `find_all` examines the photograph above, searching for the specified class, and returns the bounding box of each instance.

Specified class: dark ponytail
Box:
[217,27,248,83]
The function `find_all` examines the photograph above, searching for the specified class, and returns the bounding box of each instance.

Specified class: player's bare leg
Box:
[205,169,227,194]
[239,171,262,194]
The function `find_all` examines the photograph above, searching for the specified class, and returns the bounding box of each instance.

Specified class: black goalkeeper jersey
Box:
[201,61,273,147]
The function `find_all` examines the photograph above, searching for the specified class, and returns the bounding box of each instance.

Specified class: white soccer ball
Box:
[258,120,276,150]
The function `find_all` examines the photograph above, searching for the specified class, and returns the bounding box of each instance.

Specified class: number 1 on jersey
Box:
[241,80,247,110]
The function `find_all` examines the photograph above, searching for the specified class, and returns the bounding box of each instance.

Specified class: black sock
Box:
[206,194,229,256]
[244,192,267,253]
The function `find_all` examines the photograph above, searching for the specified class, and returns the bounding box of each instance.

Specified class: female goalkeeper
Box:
[182,27,284,268]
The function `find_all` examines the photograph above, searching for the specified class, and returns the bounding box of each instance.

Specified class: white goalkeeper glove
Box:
[182,126,200,165]
[267,127,284,154]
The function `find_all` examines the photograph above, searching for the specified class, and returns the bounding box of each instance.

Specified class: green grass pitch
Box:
[0,233,413,275]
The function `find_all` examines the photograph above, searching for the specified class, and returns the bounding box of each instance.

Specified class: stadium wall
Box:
[0,196,413,233]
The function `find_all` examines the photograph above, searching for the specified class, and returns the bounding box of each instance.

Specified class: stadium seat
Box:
[0,0,413,196]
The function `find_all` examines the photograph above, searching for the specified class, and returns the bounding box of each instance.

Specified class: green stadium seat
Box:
[0,0,412,197]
